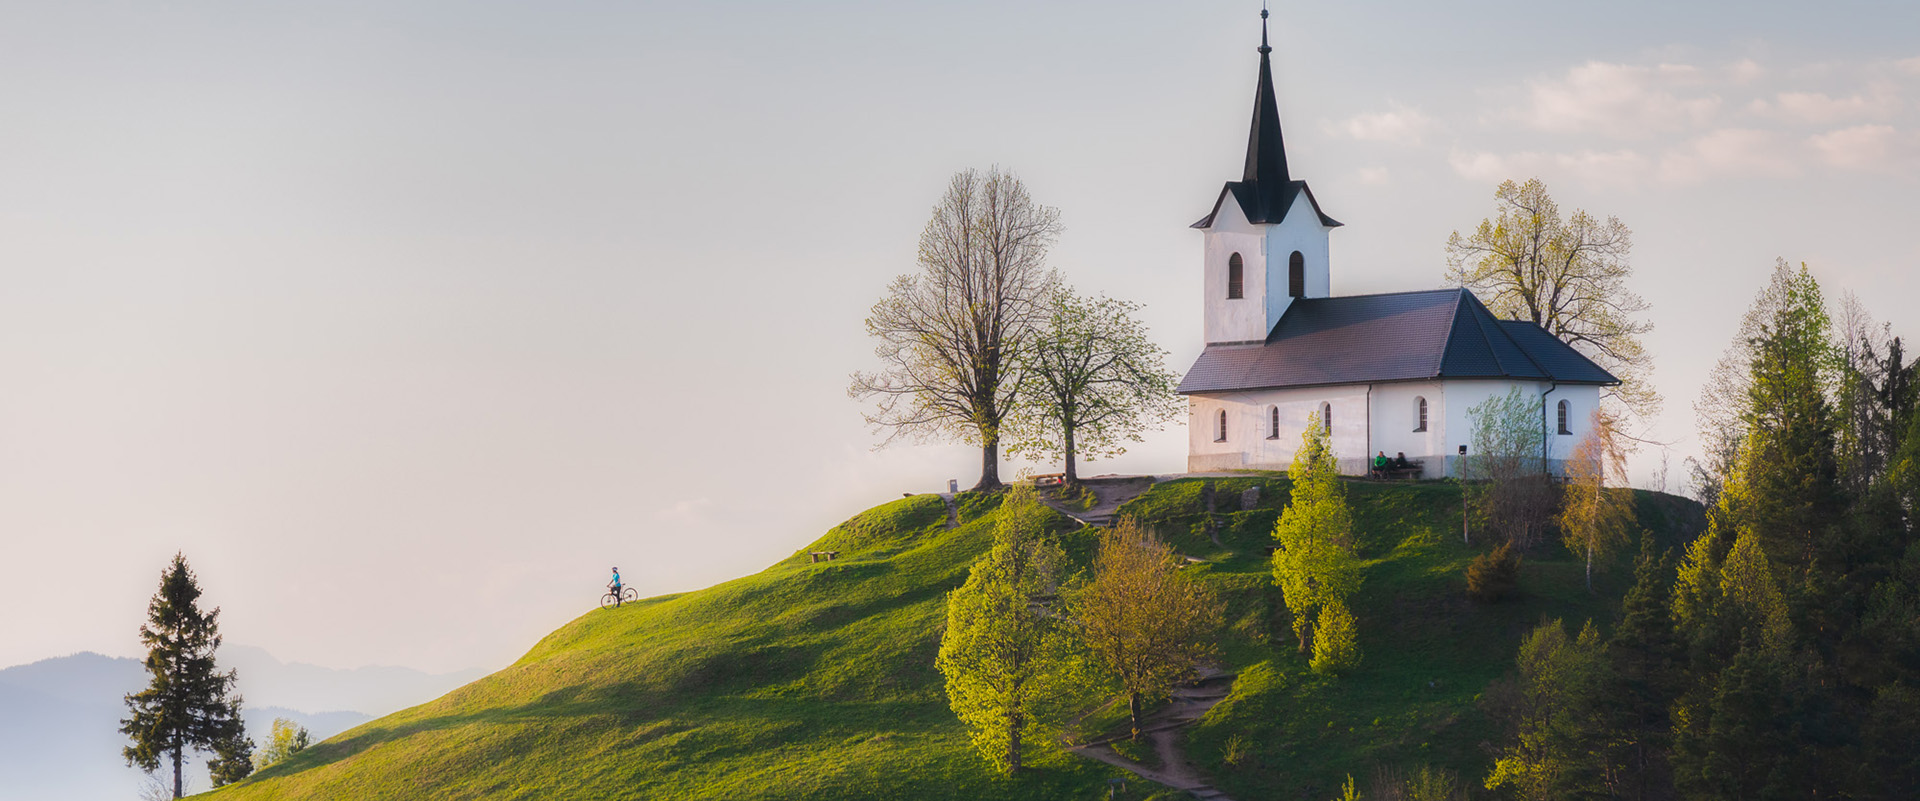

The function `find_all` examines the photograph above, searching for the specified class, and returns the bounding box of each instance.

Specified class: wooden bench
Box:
[808,551,839,563]
[1030,473,1066,488]
[1368,464,1424,480]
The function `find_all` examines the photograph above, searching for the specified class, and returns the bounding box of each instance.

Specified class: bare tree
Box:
[1072,518,1221,739]
[851,167,1060,490]
[1008,286,1182,486]
[1447,179,1658,423]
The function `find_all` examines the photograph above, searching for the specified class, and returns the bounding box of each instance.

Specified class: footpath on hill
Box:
[1067,667,1239,801]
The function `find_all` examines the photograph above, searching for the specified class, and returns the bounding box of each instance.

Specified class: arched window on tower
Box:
[1216,409,1229,442]
[1320,402,1332,435]
[1557,400,1572,435]
[1289,251,1305,298]
[1414,396,1428,432]
[1227,253,1244,299]
[1267,405,1280,439]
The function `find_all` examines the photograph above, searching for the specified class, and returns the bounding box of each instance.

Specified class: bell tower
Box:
[1192,8,1342,345]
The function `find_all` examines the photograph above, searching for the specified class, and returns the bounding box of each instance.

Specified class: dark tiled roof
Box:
[1176,288,1620,394]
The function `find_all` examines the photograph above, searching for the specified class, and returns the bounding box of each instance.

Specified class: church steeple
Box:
[1242,8,1290,187]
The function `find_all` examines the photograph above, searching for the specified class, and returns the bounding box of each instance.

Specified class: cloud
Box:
[1900,57,1920,76]
[654,497,715,526]
[1657,128,1799,184]
[1809,124,1918,170]
[1519,62,1721,138]
[1355,166,1391,185]
[1750,86,1900,125]
[1448,148,1651,188]
[1332,105,1437,145]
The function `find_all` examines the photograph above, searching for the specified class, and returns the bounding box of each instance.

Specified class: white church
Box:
[1177,15,1618,477]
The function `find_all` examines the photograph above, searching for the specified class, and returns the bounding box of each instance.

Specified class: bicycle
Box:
[600,586,639,610]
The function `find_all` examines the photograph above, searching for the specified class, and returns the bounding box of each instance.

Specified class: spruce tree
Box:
[121,553,250,798]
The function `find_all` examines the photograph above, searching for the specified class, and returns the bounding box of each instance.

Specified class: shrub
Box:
[1467,542,1521,603]
[1310,600,1361,675]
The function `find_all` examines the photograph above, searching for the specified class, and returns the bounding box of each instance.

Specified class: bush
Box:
[1467,542,1520,603]
[1310,600,1361,675]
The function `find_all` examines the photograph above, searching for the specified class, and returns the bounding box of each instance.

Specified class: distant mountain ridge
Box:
[0,649,480,800]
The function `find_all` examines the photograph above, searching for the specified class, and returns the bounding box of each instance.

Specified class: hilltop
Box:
[201,477,1701,800]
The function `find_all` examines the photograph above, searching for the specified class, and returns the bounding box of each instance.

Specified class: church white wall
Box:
[1187,386,1373,475]
[1440,380,1601,475]
[1201,199,1269,344]
[1185,380,1605,478]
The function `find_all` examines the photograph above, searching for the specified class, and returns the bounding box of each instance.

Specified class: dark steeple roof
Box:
[1192,11,1341,230]
[1243,9,1289,188]
[1176,288,1620,394]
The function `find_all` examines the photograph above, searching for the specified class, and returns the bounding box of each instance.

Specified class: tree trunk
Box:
[1063,424,1078,485]
[1586,543,1594,592]
[1128,691,1142,741]
[974,434,1002,491]
[172,747,182,799]
[1006,712,1022,773]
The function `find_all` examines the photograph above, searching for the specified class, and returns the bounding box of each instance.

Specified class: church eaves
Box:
[1191,10,1342,230]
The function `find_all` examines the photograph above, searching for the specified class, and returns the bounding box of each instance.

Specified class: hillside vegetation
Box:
[202,478,1700,800]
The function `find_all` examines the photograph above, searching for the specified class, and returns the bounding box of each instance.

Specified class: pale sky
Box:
[2,1,1916,674]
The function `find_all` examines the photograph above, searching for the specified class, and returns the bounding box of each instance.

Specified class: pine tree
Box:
[1603,540,1682,799]
[121,553,249,798]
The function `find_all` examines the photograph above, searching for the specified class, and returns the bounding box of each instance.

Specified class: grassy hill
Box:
[203,478,1701,800]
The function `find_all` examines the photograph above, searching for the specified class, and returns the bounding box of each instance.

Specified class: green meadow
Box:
[204,479,1700,800]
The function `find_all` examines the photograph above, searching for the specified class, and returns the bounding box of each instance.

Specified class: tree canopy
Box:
[121,553,250,798]
[851,167,1060,490]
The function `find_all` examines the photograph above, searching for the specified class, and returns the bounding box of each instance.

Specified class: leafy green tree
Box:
[1073,517,1221,738]
[121,553,249,798]
[1308,599,1360,675]
[1463,387,1554,548]
[1692,259,1801,510]
[1483,619,1610,800]
[253,717,313,771]
[1446,178,1657,420]
[1556,407,1634,591]
[850,167,1061,490]
[1009,287,1181,485]
[1272,413,1362,655]
[936,488,1077,772]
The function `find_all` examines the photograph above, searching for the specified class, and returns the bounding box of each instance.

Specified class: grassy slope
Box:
[204,479,1700,801]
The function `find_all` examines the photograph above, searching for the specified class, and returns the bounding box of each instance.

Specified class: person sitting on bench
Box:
[1393,452,1413,470]
[1373,451,1389,473]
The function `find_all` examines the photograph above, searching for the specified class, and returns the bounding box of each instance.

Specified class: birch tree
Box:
[851,167,1060,490]
[1557,408,1634,591]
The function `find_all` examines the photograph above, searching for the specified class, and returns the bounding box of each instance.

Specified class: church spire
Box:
[1242,7,1291,186]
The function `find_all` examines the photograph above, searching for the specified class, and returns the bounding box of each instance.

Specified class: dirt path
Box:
[1068,667,1238,800]
[1040,476,1155,527]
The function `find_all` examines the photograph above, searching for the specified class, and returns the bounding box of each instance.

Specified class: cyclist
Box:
[608,567,623,598]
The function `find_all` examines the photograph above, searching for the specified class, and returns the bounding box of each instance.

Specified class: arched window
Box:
[1288,251,1305,298]
[1226,253,1244,299]
[1320,402,1332,434]
[1216,409,1228,442]
[1267,405,1280,439]
[1414,396,1428,432]
[1557,399,1572,435]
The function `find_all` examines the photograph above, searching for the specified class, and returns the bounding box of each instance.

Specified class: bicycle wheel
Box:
[600,592,620,610]
[621,586,639,602]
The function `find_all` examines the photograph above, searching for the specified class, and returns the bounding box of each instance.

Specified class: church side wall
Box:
[1187,386,1372,474]
[1440,380,1600,476]
[1202,199,1270,344]
[1368,381,1448,476]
